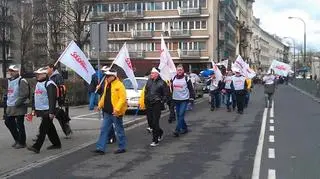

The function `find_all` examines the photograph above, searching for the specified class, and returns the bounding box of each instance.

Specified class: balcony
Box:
[219,33,225,40]
[90,10,144,21]
[123,10,144,18]
[169,29,191,38]
[131,30,153,39]
[178,7,201,16]
[129,51,145,59]
[178,49,201,58]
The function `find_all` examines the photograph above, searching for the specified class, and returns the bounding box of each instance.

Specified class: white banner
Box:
[113,43,138,91]
[233,55,256,79]
[211,59,223,81]
[58,41,95,84]
[268,60,291,76]
[158,35,176,81]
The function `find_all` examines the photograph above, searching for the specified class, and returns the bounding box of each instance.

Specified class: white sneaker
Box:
[158,136,163,142]
[146,127,153,133]
[150,142,159,147]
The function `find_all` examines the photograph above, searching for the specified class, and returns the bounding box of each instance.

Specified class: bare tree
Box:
[63,0,95,50]
[0,0,10,77]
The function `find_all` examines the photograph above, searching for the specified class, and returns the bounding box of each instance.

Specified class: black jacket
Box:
[144,77,168,105]
[49,70,64,86]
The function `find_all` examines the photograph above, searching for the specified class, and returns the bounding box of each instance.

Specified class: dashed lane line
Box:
[270,126,274,132]
[268,169,276,179]
[268,148,275,159]
[269,135,275,143]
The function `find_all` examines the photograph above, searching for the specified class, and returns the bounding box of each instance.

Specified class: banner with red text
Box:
[268,60,291,76]
[57,41,95,84]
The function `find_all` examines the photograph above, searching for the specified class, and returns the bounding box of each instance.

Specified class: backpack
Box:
[18,78,31,100]
[45,80,67,106]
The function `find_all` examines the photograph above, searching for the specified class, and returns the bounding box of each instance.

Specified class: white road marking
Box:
[270,101,274,118]
[269,135,275,143]
[268,169,276,179]
[251,108,268,179]
[268,148,275,159]
[72,112,98,118]
[270,126,274,132]
[270,119,274,124]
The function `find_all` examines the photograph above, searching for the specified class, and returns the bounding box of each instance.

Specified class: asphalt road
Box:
[9,86,267,179]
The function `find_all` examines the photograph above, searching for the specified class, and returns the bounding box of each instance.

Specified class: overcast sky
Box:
[253,0,320,52]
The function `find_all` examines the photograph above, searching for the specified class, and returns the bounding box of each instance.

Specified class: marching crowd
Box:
[2,63,277,155]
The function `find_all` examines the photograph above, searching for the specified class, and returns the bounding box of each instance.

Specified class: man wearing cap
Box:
[144,67,168,146]
[263,70,276,108]
[4,65,30,149]
[172,64,195,137]
[93,69,127,155]
[224,71,236,112]
[27,67,61,153]
[207,72,224,111]
[231,69,248,114]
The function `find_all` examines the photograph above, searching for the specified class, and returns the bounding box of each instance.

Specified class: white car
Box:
[123,77,148,111]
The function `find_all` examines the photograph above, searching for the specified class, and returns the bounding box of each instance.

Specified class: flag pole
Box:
[54,40,74,67]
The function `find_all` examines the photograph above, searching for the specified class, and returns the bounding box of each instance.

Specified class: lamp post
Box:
[288,16,306,78]
[284,37,296,76]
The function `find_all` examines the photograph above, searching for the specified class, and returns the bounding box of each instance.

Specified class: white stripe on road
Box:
[269,135,275,143]
[270,126,274,132]
[251,108,268,179]
[270,101,274,118]
[270,119,274,124]
[268,148,275,159]
[268,169,276,179]
[72,112,98,118]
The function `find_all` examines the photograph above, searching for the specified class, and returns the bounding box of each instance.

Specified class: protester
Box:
[207,72,224,111]
[144,67,168,146]
[224,71,236,112]
[46,64,72,138]
[27,67,61,153]
[166,80,176,123]
[263,70,276,108]
[172,65,195,137]
[245,78,252,108]
[4,65,29,149]
[93,69,127,154]
[231,69,248,114]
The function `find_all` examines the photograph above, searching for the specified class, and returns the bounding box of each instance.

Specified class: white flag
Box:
[211,59,223,81]
[58,41,95,84]
[233,55,256,79]
[158,35,176,81]
[113,43,138,91]
[268,60,291,76]
[217,59,229,69]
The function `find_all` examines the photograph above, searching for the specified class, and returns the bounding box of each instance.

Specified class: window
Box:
[165,1,173,10]
[146,2,155,11]
[119,24,124,31]
[201,20,207,29]
[128,2,135,11]
[199,42,206,50]
[183,21,188,29]
[195,21,201,29]
[155,22,162,31]
[189,21,194,29]
[155,2,163,10]
[200,0,207,8]
[155,43,161,51]
[173,1,178,9]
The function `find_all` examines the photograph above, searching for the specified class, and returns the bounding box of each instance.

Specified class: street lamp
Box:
[288,16,306,78]
[283,37,296,76]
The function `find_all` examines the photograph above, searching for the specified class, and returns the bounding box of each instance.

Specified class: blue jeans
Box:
[245,92,250,107]
[210,90,221,109]
[96,113,126,152]
[175,101,188,132]
[226,90,236,109]
[89,92,98,110]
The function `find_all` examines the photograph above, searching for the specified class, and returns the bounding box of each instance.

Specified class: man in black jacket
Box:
[144,67,168,147]
[47,64,72,138]
[27,67,61,153]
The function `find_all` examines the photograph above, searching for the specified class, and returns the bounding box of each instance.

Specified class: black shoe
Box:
[210,108,215,111]
[114,149,126,154]
[47,145,61,150]
[181,129,189,134]
[11,142,18,148]
[15,144,26,149]
[92,149,105,155]
[238,111,244,114]
[27,146,40,154]
[173,131,180,137]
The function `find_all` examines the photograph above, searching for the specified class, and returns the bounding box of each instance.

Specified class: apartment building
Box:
[89,0,218,75]
[218,0,237,61]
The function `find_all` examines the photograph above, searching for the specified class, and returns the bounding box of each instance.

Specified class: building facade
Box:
[218,0,237,61]
[89,0,218,75]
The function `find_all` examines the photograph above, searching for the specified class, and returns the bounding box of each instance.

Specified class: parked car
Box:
[123,77,148,111]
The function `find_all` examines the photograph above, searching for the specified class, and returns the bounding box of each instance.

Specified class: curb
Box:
[289,83,320,103]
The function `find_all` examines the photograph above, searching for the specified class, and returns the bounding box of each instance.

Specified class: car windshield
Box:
[123,79,147,90]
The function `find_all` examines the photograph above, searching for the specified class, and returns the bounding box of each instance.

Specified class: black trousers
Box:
[235,90,246,112]
[5,115,26,145]
[33,114,61,151]
[146,102,163,143]
[55,108,72,136]
[167,99,176,121]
